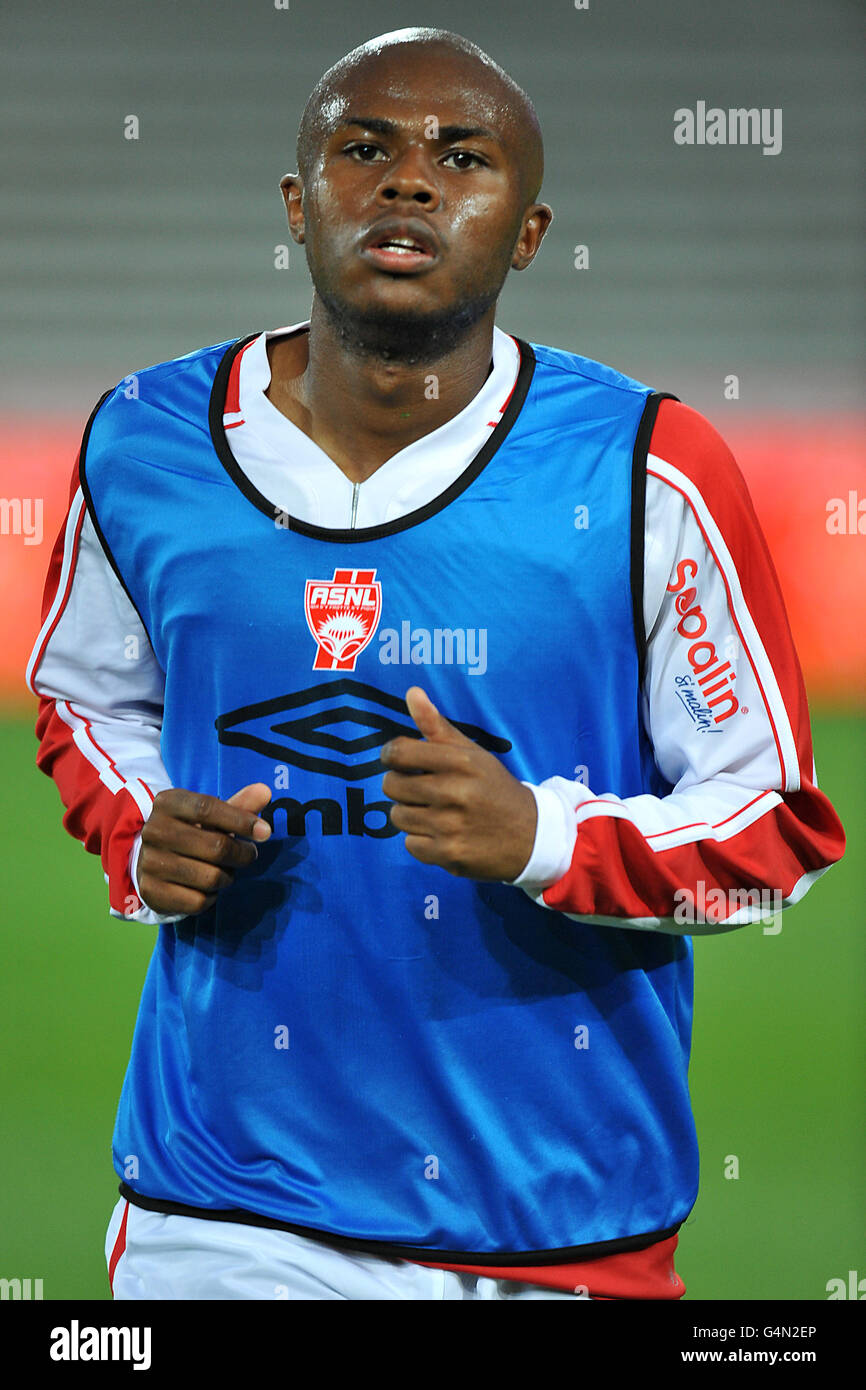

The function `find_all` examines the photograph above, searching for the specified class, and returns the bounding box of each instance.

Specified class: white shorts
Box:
[105,1198,591,1301]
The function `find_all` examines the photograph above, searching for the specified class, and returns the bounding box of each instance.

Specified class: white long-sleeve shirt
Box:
[27,321,845,933]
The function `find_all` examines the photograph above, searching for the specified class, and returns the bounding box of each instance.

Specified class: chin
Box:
[316,281,497,365]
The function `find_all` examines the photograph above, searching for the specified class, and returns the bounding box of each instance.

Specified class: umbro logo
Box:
[215,679,511,840]
[215,677,510,783]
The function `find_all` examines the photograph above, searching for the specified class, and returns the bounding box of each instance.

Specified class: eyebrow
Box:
[336,116,500,144]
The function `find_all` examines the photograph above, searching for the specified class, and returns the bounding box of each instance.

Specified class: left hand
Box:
[380,686,537,881]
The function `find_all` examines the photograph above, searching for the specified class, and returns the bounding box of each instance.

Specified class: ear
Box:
[512,203,553,271]
[279,172,305,244]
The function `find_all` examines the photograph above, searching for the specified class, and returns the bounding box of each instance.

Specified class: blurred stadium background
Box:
[1,0,863,1300]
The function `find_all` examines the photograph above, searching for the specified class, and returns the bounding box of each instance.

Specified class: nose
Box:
[375,145,440,208]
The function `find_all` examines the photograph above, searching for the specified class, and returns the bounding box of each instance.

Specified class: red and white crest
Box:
[304,567,382,670]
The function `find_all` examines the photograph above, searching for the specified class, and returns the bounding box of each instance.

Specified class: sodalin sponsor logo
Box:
[667,559,739,724]
[674,674,719,734]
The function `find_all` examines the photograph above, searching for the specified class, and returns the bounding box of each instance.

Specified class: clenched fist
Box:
[381,686,537,882]
[137,783,272,916]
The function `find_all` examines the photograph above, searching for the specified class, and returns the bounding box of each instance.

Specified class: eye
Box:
[344,142,387,162]
[442,150,487,170]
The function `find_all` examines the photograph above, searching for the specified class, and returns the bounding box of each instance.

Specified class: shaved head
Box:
[280,26,553,367]
[296,28,544,205]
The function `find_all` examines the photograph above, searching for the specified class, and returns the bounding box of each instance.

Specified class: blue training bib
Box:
[80,332,696,1261]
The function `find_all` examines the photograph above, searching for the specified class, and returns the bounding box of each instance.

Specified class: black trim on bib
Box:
[208,331,537,541]
[629,391,680,692]
[118,1182,681,1267]
[76,388,161,658]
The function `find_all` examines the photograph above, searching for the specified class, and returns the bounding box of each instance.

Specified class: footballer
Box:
[28,28,845,1300]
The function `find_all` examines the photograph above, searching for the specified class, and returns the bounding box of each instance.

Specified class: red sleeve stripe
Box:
[34,696,152,914]
[57,700,156,820]
[25,487,86,695]
[542,787,844,922]
[648,400,810,788]
[648,459,787,789]
[572,788,781,852]
[670,789,771,834]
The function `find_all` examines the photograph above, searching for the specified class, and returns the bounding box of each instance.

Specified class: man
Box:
[28,28,845,1301]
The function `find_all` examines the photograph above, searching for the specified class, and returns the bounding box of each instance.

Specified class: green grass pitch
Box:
[1,709,863,1300]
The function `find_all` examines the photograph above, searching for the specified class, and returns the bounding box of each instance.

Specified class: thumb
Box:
[227,782,272,839]
[404,686,472,744]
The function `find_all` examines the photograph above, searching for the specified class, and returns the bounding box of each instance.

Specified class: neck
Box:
[265,295,497,485]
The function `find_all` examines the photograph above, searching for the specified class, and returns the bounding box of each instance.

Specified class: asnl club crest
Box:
[305,567,382,671]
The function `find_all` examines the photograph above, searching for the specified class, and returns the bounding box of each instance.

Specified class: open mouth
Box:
[361,225,438,274]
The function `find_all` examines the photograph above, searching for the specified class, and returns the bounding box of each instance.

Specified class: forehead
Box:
[318,48,522,146]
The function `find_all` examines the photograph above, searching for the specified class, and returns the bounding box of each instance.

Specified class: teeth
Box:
[380,238,423,252]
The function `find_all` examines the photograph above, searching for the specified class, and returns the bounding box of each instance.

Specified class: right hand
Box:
[137,783,273,917]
